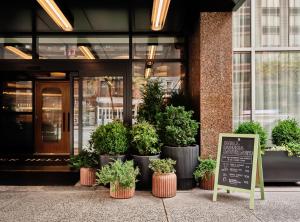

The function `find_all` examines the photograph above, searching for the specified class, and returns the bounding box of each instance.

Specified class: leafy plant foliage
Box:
[69,150,98,169]
[96,160,139,189]
[272,119,300,146]
[131,121,160,155]
[285,142,300,157]
[91,121,128,155]
[235,121,267,152]
[137,79,164,125]
[156,106,199,146]
[193,157,216,181]
[149,158,176,174]
[168,91,192,111]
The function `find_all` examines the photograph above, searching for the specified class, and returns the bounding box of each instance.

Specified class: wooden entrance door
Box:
[35,82,70,154]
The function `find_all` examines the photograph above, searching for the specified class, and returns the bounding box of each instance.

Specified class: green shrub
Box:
[96,160,139,189]
[193,157,216,181]
[234,121,267,152]
[168,91,192,111]
[272,119,300,146]
[69,150,98,169]
[285,142,300,157]
[131,121,160,155]
[137,79,164,124]
[91,121,128,155]
[156,106,199,146]
[149,158,176,174]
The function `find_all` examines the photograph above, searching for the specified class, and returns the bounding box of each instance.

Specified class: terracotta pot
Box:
[200,174,215,190]
[110,182,135,199]
[80,168,96,186]
[152,172,177,198]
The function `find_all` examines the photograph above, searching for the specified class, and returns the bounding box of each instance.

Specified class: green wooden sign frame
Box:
[212,133,265,209]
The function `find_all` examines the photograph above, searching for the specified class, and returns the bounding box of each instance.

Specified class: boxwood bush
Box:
[131,121,160,156]
[156,106,199,147]
[272,119,300,146]
[149,158,176,174]
[234,121,267,152]
[91,121,128,155]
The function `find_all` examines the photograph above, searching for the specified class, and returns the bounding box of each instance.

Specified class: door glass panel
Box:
[42,88,63,142]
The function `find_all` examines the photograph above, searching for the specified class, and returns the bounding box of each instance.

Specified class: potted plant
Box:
[234,121,267,153]
[157,105,199,189]
[91,120,128,168]
[96,160,139,199]
[131,121,160,189]
[263,119,300,182]
[149,158,177,198]
[193,157,216,190]
[137,79,164,125]
[69,150,98,186]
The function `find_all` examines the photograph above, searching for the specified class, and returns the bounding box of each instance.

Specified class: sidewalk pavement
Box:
[0,185,299,222]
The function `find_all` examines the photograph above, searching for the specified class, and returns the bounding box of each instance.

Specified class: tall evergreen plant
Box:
[137,79,164,125]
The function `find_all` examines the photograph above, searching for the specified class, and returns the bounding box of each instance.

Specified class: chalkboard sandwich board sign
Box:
[212,133,265,209]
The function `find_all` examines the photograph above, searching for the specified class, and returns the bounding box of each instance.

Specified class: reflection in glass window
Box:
[133,37,184,59]
[76,77,123,148]
[255,52,300,143]
[289,0,300,46]
[0,38,32,59]
[132,62,184,123]
[38,37,129,59]
[233,53,251,129]
[233,0,251,48]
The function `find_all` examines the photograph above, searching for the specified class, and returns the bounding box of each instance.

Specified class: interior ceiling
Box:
[0,0,244,33]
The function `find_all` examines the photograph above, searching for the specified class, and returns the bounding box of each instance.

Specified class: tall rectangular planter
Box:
[263,151,300,182]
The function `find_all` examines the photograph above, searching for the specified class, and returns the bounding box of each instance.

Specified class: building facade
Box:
[233,0,300,145]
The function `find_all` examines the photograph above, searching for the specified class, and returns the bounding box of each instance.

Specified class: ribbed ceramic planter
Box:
[110,182,135,199]
[200,174,215,190]
[80,168,96,186]
[152,172,177,198]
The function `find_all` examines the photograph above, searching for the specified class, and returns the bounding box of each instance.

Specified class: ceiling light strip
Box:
[37,0,73,31]
[79,46,95,59]
[151,0,171,31]
[5,46,32,59]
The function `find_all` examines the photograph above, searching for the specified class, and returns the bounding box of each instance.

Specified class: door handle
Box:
[67,112,70,132]
[63,112,66,132]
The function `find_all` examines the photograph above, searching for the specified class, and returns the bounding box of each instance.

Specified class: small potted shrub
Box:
[149,158,177,198]
[193,157,216,190]
[91,121,128,168]
[234,121,267,153]
[131,121,160,189]
[69,150,98,186]
[157,105,199,189]
[96,160,139,199]
[263,119,300,182]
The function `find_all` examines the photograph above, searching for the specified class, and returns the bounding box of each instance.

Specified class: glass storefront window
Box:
[132,62,184,123]
[255,52,300,143]
[38,36,129,59]
[0,38,32,59]
[289,0,300,46]
[233,0,251,48]
[233,53,251,129]
[75,77,124,148]
[132,37,184,59]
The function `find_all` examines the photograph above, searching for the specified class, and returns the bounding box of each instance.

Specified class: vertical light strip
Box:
[37,0,73,31]
[5,46,32,59]
[147,45,157,60]
[78,46,95,59]
[151,0,171,31]
[145,68,152,78]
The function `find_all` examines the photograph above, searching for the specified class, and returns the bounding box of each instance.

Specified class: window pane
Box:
[233,0,251,48]
[233,53,251,129]
[38,37,129,59]
[81,77,123,148]
[289,0,300,46]
[0,38,32,59]
[133,37,184,59]
[132,62,184,123]
[256,0,288,47]
[255,52,300,144]
[1,81,32,112]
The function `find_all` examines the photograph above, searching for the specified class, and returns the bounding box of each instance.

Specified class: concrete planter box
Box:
[132,154,160,190]
[263,151,300,182]
[162,145,199,190]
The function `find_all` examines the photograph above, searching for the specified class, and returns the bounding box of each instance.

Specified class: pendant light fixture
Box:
[151,0,171,31]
